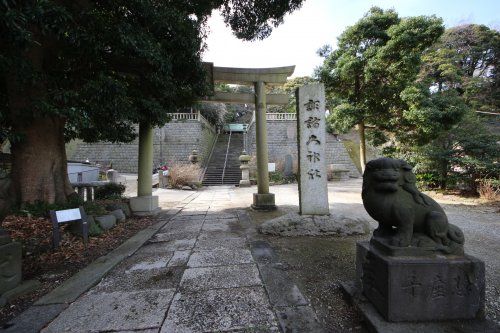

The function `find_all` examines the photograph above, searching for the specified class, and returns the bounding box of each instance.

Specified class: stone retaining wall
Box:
[246,120,359,177]
[70,120,216,173]
[71,119,358,177]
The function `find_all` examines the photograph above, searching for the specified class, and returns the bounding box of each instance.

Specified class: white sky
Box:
[202,0,500,77]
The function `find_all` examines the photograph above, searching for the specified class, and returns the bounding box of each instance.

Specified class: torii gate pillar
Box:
[252,81,275,210]
[130,122,160,215]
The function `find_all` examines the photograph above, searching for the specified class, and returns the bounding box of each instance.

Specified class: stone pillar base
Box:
[239,180,251,187]
[129,195,161,216]
[356,241,485,322]
[251,193,276,211]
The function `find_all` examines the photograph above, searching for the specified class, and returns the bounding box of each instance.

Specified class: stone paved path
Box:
[40,187,322,333]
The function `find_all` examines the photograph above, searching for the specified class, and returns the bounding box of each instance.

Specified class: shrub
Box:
[94,183,126,200]
[416,172,440,190]
[477,178,500,201]
[269,171,284,183]
[19,195,84,218]
[169,163,201,188]
[269,171,296,184]
[82,201,107,216]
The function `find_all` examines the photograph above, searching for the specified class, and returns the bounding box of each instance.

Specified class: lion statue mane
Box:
[362,157,464,255]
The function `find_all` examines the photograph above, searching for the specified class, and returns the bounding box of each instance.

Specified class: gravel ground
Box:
[444,203,500,324]
[250,180,500,331]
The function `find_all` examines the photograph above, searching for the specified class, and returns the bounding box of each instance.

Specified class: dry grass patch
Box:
[478,178,500,202]
[168,163,201,188]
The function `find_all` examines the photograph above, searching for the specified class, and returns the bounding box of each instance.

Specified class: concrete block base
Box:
[239,180,251,187]
[356,241,485,322]
[251,193,276,211]
[129,195,161,216]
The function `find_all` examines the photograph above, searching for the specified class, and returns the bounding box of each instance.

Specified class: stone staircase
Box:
[202,133,243,186]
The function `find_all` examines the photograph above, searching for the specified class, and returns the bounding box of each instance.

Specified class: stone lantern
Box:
[189,150,199,164]
[239,151,251,187]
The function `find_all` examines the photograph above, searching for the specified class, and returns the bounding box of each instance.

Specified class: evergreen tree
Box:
[316,7,444,170]
[398,24,500,191]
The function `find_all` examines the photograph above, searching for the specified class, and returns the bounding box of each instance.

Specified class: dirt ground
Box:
[266,234,368,332]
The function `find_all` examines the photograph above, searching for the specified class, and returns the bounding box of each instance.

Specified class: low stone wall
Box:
[70,120,216,173]
[246,120,359,177]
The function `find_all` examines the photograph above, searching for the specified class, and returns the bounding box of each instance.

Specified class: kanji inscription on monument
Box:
[296,84,329,215]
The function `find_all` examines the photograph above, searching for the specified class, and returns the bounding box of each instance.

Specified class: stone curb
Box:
[1,205,187,333]
[35,208,181,305]
[248,238,324,333]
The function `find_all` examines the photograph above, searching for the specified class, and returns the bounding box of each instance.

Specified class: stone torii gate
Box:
[208,64,295,210]
[130,64,294,214]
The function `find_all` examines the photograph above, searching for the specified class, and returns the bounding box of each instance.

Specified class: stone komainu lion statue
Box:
[362,158,464,255]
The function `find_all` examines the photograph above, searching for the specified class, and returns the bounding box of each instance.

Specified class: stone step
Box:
[202,181,240,185]
[204,174,241,178]
[203,133,244,185]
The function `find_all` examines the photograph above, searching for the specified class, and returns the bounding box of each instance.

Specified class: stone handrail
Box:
[248,111,256,129]
[197,112,216,133]
[244,112,256,153]
[221,130,232,184]
[266,113,297,121]
[169,112,216,134]
[201,133,219,181]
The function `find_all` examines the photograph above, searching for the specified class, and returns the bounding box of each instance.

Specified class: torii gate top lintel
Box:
[205,62,295,86]
[204,63,295,105]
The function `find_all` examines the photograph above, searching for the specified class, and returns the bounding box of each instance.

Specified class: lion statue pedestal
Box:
[352,158,485,324]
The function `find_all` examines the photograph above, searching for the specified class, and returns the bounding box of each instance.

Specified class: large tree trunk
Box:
[3,23,74,206]
[438,160,448,191]
[10,116,75,205]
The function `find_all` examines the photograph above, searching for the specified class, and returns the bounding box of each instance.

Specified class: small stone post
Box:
[239,151,251,187]
[85,187,93,201]
[252,81,276,210]
[158,170,165,188]
[77,186,85,200]
[106,169,118,183]
[296,84,329,215]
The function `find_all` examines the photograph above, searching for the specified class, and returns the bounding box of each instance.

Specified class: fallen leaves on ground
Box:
[0,213,156,326]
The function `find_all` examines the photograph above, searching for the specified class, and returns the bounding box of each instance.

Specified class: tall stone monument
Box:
[353,157,485,324]
[258,84,369,237]
[296,84,329,215]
